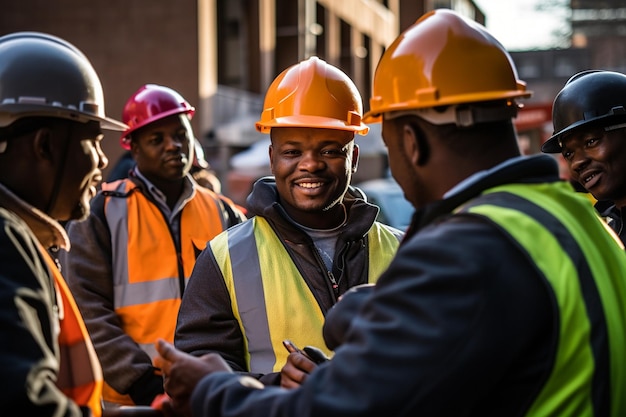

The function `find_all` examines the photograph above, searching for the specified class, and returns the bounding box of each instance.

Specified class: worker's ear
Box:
[32,127,54,162]
[269,143,275,174]
[351,143,359,173]
[403,123,429,166]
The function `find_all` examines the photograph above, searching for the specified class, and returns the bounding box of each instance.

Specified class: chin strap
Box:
[44,122,73,216]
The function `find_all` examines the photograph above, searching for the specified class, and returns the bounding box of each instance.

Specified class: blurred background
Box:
[1,0,624,212]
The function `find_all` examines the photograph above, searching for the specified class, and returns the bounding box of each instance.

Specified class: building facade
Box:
[0,0,484,200]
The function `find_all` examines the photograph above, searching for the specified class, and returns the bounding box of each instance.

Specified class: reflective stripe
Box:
[461,182,626,417]
[113,276,182,307]
[213,216,399,373]
[42,248,103,417]
[227,220,275,372]
[104,181,130,288]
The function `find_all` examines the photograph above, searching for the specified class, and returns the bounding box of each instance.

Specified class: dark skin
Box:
[381,116,522,210]
[0,118,107,222]
[280,340,319,389]
[269,126,359,229]
[130,113,195,209]
[560,125,626,208]
[155,339,232,417]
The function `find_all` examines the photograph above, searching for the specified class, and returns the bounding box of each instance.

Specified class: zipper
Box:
[314,247,340,299]
[327,270,339,297]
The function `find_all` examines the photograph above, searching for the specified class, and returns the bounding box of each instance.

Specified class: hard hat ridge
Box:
[363,9,531,125]
[0,31,126,131]
[256,56,369,135]
[120,84,195,150]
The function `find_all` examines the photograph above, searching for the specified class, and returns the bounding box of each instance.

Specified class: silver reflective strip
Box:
[228,220,275,373]
[140,341,158,360]
[105,183,130,287]
[114,277,180,307]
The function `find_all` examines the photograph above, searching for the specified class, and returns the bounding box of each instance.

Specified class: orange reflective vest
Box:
[100,179,229,404]
[41,245,103,416]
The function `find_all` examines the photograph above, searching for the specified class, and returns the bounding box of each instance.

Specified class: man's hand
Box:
[280,341,318,389]
[154,339,233,416]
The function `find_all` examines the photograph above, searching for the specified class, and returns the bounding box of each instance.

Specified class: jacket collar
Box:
[407,154,561,236]
[0,182,70,250]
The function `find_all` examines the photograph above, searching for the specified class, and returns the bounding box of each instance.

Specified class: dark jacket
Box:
[0,184,88,416]
[189,155,626,417]
[174,177,403,384]
[596,200,626,246]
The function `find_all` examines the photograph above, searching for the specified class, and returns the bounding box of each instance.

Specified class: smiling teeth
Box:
[299,182,323,188]
[584,174,595,183]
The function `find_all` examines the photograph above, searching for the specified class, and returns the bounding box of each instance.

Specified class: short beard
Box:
[69,194,90,222]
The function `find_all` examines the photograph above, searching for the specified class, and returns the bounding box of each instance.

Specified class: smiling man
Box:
[542,70,626,244]
[172,56,403,393]
[63,84,245,409]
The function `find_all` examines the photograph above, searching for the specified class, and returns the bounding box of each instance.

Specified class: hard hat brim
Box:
[0,105,128,131]
[255,115,369,135]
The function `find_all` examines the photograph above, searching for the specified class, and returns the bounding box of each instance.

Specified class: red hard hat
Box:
[120,84,195,149]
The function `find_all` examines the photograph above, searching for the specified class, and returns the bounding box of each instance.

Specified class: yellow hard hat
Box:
[256,56,369,135]
[363,9,531,125]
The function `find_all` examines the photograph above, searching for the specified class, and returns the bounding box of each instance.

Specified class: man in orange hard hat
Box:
[168,55,403,404]
[156,10,626,417]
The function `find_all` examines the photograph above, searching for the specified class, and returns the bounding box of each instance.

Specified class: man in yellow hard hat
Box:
[171,55,403,391]
[155,10,626,417]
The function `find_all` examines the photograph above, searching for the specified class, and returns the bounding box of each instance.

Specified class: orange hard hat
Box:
[363,9,531,125]
[256,56,369,135]
[120,84,195,149]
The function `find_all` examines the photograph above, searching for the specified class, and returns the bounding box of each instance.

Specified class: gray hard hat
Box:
[0,32,127,131]
[542,70,626,153]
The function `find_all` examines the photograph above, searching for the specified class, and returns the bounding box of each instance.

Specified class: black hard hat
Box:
[0,32,126,131]
[542,70,626,153]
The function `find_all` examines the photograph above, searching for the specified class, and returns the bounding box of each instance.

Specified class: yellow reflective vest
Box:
[210,216,400,373]
[459,182,626,416]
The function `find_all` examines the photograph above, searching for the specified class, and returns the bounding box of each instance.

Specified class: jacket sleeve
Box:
[0,215,85,416]
[64,197,162,404]
[217,194,247,228]
[190,217,555,417]
[175,246,249,372]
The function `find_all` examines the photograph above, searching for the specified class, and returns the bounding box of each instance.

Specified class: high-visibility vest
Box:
[41,245,103,416]
[458,181,626,416]
[100,179,228,404]
[210,216,400,373]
